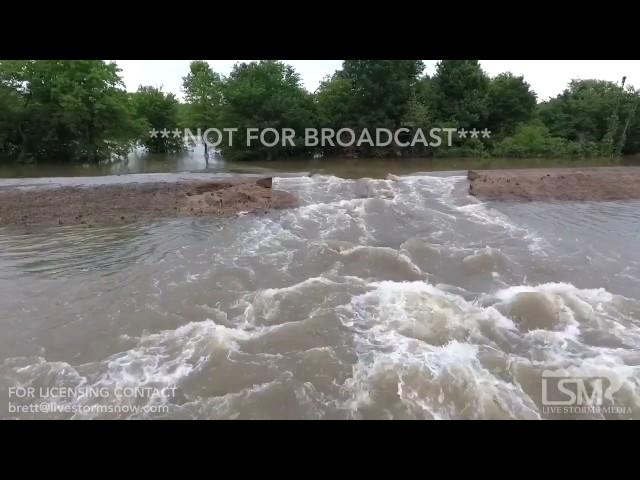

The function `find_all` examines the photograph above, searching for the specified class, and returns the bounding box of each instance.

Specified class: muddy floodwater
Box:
[1,147,639,179]
[1,154,640,419]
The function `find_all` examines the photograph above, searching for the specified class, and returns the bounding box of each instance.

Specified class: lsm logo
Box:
[541,370,632,417]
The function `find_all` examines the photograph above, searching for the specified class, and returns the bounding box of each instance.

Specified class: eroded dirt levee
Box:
[0,173,301,227]
[468,167,640,201]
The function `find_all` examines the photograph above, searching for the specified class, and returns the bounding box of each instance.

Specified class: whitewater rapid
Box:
[1,173,639,419]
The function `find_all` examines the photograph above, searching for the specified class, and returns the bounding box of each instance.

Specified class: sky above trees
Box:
[114,60,640,102]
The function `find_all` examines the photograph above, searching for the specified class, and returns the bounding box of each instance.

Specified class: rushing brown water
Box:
[1,154,639,419]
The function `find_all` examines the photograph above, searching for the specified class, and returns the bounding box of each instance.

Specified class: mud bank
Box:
[0,173,300,227]
[468,167,640,201]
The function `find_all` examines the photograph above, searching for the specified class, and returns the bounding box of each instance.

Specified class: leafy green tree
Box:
[538,79,640,155]
[0,61,28,149]
[131,86,184,153]
[539,80,616,142]
[617,86,640,155]
[429,60,490,128]
[0,84,23,158]
[401,93,431,130]
[181,60,223,131]
[338,60,425,129]
[493,121,569,157]
[176,102,191,130]
[415,74,434,108]
[0,60,140,162]
[217,61,316,160]
[316,73,355,128]
[315,60,425,156]
[314,74,356,155]
[487,73,537,136]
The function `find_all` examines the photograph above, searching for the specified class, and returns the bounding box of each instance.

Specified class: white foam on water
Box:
[337,246,426,282]
[241,275,362,327]
[455,203,547,253]
[334,280,538,418]
[180,375,291,420]
[493,282,614,305]
[334,278,640,419]
[341,338,541,420]
[0,319,273,419]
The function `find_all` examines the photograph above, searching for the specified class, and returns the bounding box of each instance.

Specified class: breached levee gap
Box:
[0,172,307,227]
[467,167,640,201]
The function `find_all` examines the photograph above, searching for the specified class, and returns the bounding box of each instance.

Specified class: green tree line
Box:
[1,59,639,163]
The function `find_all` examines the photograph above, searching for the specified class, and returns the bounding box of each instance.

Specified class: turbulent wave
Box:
[1,173,639,419]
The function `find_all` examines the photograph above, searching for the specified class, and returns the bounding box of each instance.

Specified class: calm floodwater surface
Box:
[1,147,640,179]
[1,153,639,419]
